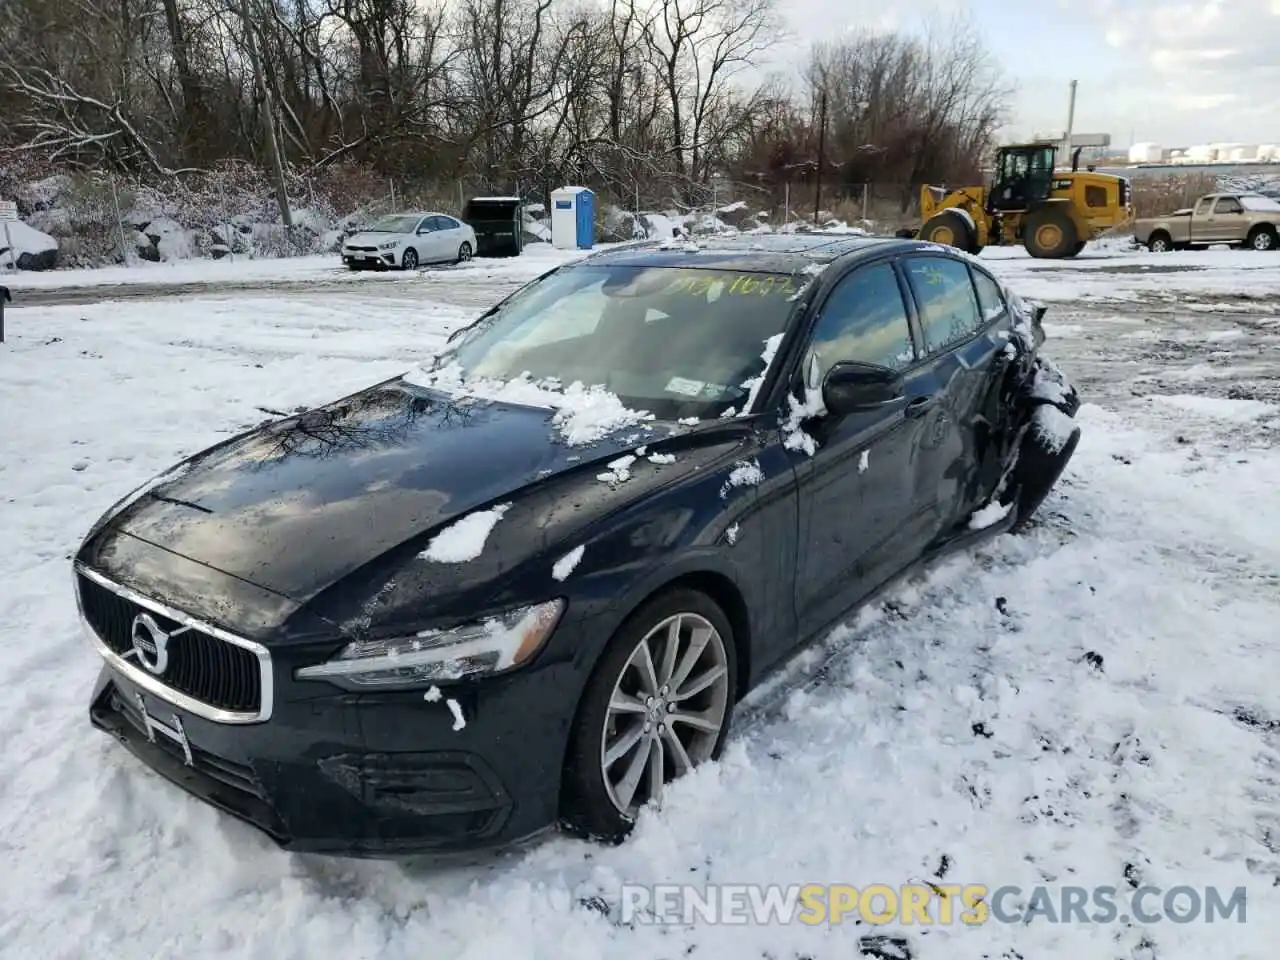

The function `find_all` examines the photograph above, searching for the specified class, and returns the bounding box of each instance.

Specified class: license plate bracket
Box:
[133,691,194,767]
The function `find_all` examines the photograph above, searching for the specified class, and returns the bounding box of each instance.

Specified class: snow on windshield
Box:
[407,264,801,424]
[1239,195,1280,212]
[367,215,421,233]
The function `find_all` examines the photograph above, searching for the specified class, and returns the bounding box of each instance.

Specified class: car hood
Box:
[344,232,402,246]
[92,380,682,604]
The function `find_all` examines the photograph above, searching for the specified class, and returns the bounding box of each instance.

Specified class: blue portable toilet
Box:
[550,186,594,250]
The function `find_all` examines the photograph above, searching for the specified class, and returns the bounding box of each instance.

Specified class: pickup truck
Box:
[1133,192,1280,252]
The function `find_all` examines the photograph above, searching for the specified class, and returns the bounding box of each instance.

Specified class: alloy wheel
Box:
[458,242,473,262]
[599,612,731,817]
[401,248,419,270]
[1253,232,1274,251]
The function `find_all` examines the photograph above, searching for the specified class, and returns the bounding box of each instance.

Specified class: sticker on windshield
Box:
[665,376,707,397]
[669,274,798,298]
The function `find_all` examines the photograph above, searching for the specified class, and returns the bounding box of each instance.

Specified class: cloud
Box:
[1081,0,1280,141]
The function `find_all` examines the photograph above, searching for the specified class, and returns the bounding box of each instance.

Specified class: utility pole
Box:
[237,0,292,229]
[1061,79,1078,165]
[813,87,827,225]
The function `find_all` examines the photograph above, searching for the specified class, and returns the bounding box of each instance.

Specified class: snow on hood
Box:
[401,361,655,446]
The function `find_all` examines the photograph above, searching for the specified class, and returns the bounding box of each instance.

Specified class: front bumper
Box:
[87,646,581,857]
[342,248,398,267]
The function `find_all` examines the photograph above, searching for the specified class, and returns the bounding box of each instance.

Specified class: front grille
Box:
[78,573,263,714]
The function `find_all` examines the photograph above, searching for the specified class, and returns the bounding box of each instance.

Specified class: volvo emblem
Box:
[130,613,172,675]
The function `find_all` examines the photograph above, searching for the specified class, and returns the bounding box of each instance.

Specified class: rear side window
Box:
[970,267,1006,323]
[805,263,916,380]
[903,256,983,353]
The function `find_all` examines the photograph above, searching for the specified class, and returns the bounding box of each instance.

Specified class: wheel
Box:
[920,211,977,253]
[1023,208,1079,258]
[560,588,737,842]
[1002,404,1081,529]
[456,242,473,263]
[345,261,362,271]
[1246,225,1277,251]
[1065,241,1086,257]
[1147,232,1173,253]
[400,248,419,270]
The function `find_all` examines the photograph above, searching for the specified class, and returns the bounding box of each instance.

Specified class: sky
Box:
[753,0,1280,148]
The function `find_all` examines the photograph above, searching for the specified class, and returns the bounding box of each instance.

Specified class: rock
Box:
[0,220,59,271]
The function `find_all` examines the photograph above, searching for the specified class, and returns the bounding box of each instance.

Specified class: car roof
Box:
[576,233,942,273]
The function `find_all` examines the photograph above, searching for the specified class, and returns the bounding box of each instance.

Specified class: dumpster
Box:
[461,196,524,257]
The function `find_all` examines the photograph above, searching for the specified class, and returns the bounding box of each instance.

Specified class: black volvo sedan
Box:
[74,235,1081,856]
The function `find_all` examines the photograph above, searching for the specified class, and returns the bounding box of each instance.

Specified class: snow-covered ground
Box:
[1,243,1279,958]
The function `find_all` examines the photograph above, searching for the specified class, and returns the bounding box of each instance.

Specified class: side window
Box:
[416,217,435,233]
[804,263,915,383]
[970,267,1006,324]
[903,256,983,354]
[1194,198,1215,217]
[1213,197,1242,214]
[434,215,459,230]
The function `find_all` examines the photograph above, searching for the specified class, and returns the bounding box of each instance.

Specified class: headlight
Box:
[378,240,399,250]
[294,599,565,688]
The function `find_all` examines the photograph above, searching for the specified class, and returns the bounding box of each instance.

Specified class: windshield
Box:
[1240,195,1280,212]
[367,215,420,233]
[426,265,802,419]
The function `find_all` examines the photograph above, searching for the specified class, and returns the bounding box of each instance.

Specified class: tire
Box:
[1002,405,1081,529]
[920,211,977,253]
[345,261,362,271]
[1023,208,1079,259]
[1147,232,1173,253]
[401,248,419,271]
[1246,225,1277,251]
[1064,241,1086,257]
[560,587,738,843]
[456,242,473,263]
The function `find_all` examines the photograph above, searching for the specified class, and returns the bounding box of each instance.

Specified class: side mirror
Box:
[821,362,903,416]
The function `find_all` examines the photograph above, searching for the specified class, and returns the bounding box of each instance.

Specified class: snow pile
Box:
[597,454,637,485]
[420,503,511,562]
[403,362,655,447]
[422,685,466,731]
[0,220,58,270]
[719,459,764,498]
[552,545,585,580]
[739,333,785,412]
[781,385,825,455]
[967,500,1012,530]
[1029,404,1077,455]
[1146,394,1278,422]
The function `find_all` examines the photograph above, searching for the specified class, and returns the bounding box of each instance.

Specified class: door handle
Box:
[905,395,937,418]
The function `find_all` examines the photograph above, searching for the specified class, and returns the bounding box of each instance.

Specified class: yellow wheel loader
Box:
[915,143,1135,259]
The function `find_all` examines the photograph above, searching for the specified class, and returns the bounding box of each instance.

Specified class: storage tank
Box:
[1187,144,1217,162]
[1228,145,1257,162]
[1258,144,1279,162]
[1128,142,1163,163]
